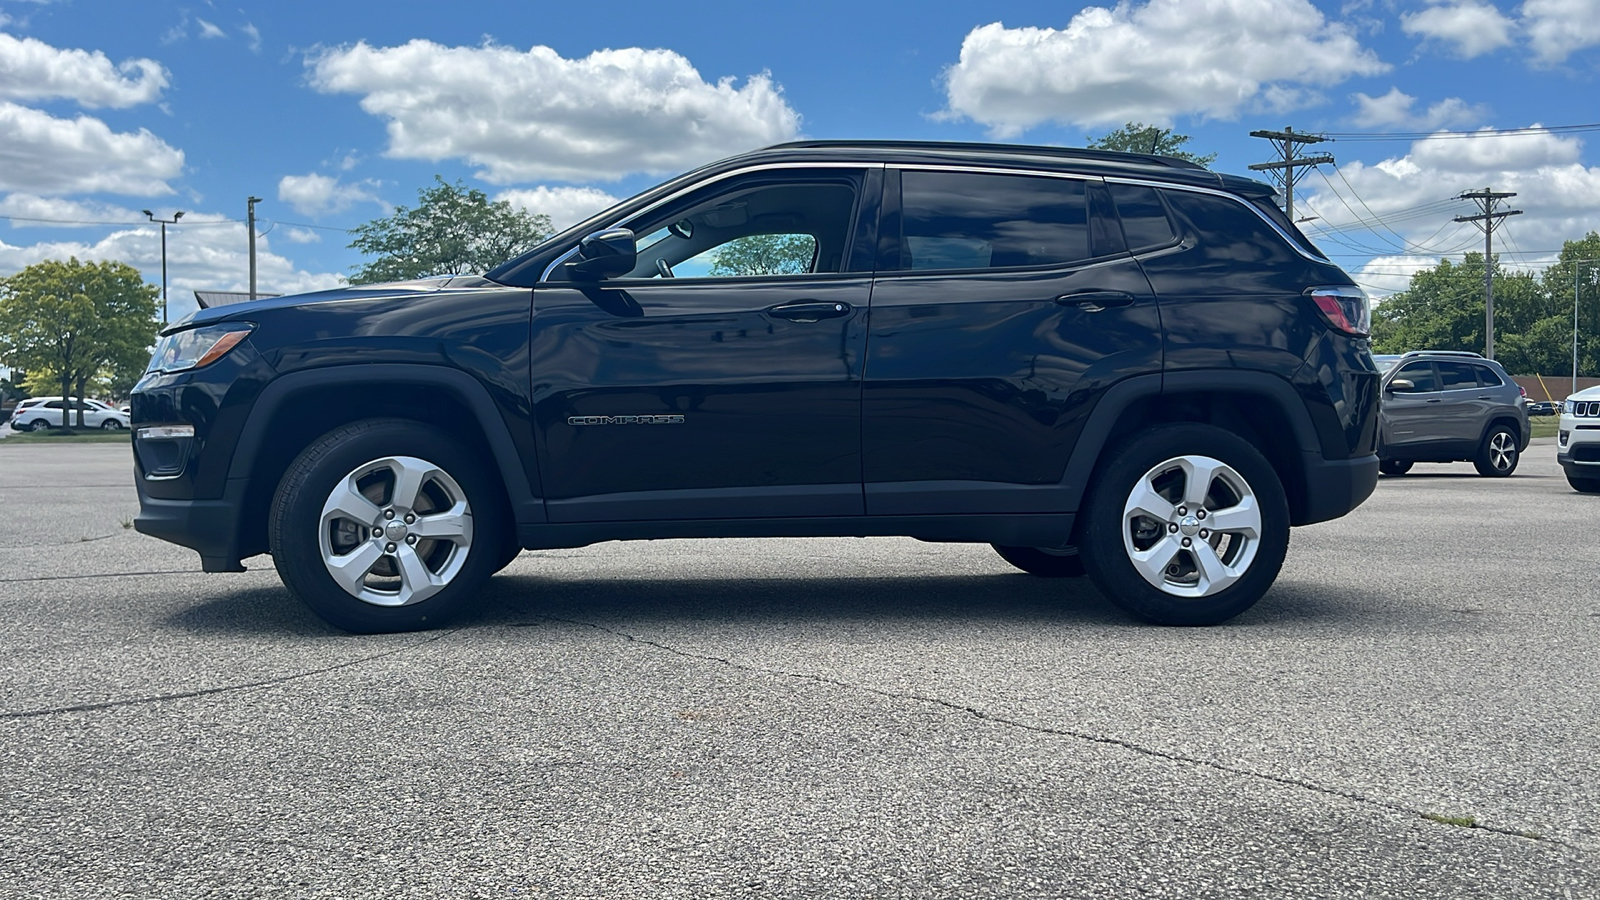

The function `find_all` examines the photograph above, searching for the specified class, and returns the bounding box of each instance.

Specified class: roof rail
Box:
[761,140,1209,171]
[1400,350,1484,359]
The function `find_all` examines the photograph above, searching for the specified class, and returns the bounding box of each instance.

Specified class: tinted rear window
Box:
[1248,197,1327,260]
[1476,366,1504,387]
[1107,183,1177,252]
[1438,362,1478,389]
[898,171,1090,271]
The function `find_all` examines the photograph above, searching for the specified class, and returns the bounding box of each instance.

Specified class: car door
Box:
[1435,361,1492,449]
[1383,361,1443,450]
[861,168,1161,514]
[530,165,879,522]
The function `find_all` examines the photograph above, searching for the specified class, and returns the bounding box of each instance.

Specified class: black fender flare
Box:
[227,364,544,525]
[1059,369,1327,516]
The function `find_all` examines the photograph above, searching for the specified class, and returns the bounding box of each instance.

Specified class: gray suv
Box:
[1375,351,1529,477]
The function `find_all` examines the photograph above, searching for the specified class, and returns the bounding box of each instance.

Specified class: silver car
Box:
[1374,351,1529,477]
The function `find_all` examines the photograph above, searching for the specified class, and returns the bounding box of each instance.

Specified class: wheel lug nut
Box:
[1168,523,1179,533]
[1177,506,1187,515]
[1199,529,1210,538]
[385,542,396,552]
[1181,538,1192,547]
[1197,510,1206,520]
[406,535,418,545]
[404,513,415,524]
[383,509,395,520]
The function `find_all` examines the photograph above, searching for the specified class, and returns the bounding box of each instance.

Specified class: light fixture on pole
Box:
[142,209,185,325]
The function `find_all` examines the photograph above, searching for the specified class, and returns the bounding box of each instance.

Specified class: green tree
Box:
[0,258,159,429]
[348,176,553,284]
[1086,122,1217,167]
[708,234,815,277]
[1532,233,1600,378]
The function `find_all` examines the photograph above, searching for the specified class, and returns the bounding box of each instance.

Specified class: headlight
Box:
[146,323,254,374]
[1566,399,1576,415]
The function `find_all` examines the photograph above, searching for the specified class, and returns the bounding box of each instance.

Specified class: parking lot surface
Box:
[1,439,1596,898]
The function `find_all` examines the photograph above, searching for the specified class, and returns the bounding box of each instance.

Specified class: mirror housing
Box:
[1387,378,1415,393]
[568,228,636,279]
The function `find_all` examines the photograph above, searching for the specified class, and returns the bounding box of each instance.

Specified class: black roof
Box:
[766,139,1209,170]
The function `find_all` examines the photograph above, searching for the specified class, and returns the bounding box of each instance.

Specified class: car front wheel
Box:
[101,419,125,430]
[1379,459,1413,476]
[1079,423,1290,626]
[1473,426,1519,477]
[268,418,507,633]
[1568,474,1600,494]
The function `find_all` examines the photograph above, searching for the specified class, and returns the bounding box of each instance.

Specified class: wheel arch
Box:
[227,364,542,558]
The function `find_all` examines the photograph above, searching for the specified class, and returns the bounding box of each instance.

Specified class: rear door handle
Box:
[767,300,852,322]
[1057,291,1135,311]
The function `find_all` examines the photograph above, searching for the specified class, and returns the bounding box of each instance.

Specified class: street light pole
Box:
[142,209,185,325]
[247,196,262,302]
[1577,261,1599,395]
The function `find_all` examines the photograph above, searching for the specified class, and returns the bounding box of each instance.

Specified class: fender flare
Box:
[227,364,543,524]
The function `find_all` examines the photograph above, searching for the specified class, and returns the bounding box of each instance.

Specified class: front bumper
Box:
[133,474,251,572]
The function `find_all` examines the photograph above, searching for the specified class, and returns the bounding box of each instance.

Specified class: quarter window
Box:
[1475,366,1504,387]
[898,171,1090,271]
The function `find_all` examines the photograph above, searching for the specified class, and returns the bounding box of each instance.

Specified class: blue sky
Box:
[2,0,1599,324]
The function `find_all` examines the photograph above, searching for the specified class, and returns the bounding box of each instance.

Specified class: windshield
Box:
[1373,355,1402,374]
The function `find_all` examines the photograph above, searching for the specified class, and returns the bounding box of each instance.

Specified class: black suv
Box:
[131,140,1379,632]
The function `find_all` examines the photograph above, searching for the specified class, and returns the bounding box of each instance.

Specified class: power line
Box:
[1248,126,1334,221]
[1319,122,1600,142]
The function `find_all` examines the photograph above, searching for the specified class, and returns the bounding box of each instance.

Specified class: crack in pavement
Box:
[0,568,201,583]
[545,614,1581,851]
[0,630,458,721]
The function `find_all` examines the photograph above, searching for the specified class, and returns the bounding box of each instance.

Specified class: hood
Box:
[1567,384,1600,402]
[168,275,499,332]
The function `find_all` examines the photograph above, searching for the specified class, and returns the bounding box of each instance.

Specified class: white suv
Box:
[1558,386,1600,493]
[8,397,130,432]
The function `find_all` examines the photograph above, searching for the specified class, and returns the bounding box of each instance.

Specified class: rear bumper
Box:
[1295,452,1379,526]
[133,474,251,572]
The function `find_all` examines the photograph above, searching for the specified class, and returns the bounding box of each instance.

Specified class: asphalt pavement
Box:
[1,438,1596,898]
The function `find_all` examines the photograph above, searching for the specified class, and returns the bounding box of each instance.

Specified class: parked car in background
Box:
[1374,350,1529,477]
[9,397,130,431]
[1558,387,1600,493]
[1526,400,1559,417]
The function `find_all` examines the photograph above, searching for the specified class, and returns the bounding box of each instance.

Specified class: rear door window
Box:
[896,170,1091,271]
[1106,183,1177,252]
[1437,362,1479,390]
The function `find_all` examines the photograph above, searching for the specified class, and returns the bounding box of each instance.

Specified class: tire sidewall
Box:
[1475,426,1519,477]
[1079,423,1290,626]
[269,419,505,633]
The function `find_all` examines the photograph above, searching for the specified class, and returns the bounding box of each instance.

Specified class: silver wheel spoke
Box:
[1124,481,1175,523]
[322,480,381,525]
[1191,539,1239,593]
[326,541,384,594]
[1180,457,1226,509]
[410,502,472,544]
[1129,537,1182,586]
[388,458,434,513]
[394,543,445,604]
[1205,498,1261,539]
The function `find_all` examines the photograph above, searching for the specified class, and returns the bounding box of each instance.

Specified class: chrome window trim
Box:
[886,163,1097,182]
[538,162,882,283]
[1105,176,1332,264]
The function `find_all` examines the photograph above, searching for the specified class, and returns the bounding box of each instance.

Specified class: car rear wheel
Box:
[268,418,507,633]
[101,419,125,430]
[1079,423,1289,626]
[1473,426,1519,477]
[991,544,1086,577]
[1379,459,1413,476]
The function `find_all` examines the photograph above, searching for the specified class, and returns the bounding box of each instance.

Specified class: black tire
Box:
[1379,459,1413,476]
[1567,474,1600,494]
[19,420,43,432]
[992,544,1086,578]
[101,419,124,430]
[268,418,509,633]
[1078,423,1290,626]
[1473,425,1520,477]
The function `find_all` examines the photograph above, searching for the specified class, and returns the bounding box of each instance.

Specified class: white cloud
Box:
[0,193,144,226]
[241,23,261,54]
[0,31,168,108]
[276,173,382,217]
[1521,0,1600,64]
[1298,127,1600,271]
[1401,0,1516,57]
[0,101,184,195]
[940,0,1388,136]
[282,227,321,244]
[1351,254,1443,297]
[1351,87,1486,128]
[0,217,346,322]
[196,18,225,40]
[307,40,801,183]
[495,186,621,231]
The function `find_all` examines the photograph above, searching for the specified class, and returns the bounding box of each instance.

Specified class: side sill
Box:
[515,513,1076,551]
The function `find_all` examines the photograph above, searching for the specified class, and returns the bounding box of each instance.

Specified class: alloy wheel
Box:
[1120,454,1262,599]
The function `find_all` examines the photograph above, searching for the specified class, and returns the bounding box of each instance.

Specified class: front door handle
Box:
[767,300,852,322]
[1057,291,1135,312]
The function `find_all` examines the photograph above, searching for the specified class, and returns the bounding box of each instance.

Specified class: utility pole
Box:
[247,196,262,302]
[1248,126,1334,221]
[1455,188,1522,361]
[142,209,185,325]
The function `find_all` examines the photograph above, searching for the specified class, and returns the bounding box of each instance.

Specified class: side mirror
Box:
[568,228,636,279]
[1387,378,1414,393]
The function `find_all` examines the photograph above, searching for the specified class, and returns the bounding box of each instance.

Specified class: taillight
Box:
[1306,286,1370,337]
